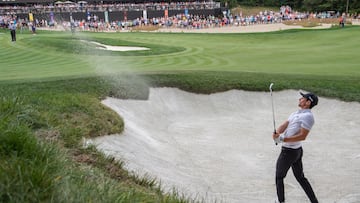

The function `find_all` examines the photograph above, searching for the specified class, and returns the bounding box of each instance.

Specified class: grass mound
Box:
[0,88,193,202]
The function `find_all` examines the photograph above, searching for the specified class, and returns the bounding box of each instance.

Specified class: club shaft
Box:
[269,84,278,145]
[270,91,276,133]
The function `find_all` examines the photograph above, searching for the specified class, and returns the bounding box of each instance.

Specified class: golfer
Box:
[272,92,319,203]
[9,21,16,42]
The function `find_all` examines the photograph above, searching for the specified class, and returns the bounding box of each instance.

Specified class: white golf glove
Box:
[274,134,285,144]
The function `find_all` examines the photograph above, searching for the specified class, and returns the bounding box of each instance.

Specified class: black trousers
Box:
[276,147,318,203]
[11,30,16,41]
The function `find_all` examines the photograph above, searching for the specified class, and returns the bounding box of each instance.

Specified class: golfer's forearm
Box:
[284,133,307,142]
[284,128,310,142]
[276,121,289,134]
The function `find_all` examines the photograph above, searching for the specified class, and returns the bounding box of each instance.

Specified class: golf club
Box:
[269,83,277,145]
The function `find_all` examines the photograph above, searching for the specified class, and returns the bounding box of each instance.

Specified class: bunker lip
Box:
[91,88,360,202]
[81,40,149,51]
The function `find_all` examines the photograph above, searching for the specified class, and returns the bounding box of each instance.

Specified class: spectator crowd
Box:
[1,2,359,33]
[1,1,220,15]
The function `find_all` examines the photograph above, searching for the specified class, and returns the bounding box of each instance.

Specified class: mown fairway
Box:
[1,26,360,82]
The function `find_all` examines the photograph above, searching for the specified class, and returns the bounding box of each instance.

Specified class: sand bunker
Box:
[82,40,149,51]
[92,88,360,202]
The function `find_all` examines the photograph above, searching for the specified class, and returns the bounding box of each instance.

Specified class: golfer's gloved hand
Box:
[274,134,285,144]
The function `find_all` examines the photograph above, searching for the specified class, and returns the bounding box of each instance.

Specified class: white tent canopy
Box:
[64,1,75,4]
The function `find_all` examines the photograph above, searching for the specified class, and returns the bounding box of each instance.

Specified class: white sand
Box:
[82,40,149,51]
[92,88,360,203]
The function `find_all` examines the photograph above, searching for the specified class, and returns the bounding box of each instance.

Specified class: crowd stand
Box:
[1,2,359,32]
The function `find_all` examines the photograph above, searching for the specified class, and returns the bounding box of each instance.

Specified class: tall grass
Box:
[146,71,360,102]
[0,96,59,202]
[0,92,195,202]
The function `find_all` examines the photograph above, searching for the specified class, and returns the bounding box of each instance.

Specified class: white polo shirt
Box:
[283,109,314,149]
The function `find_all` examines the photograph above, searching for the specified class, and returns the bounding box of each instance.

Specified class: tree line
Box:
[222,0,359,14]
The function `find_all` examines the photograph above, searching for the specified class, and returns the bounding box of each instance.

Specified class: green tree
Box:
[234,0,359,13]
